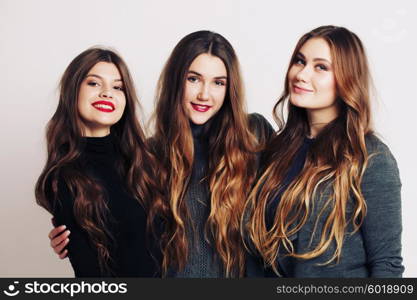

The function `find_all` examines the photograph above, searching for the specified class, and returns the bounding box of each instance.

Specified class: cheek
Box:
[115,96,126,118]
[316,76,337,105]
[184,82,198,100]
[317,75,335,94]
[77,92,89,116]
[213,89,226,107]
[119,97,127,111]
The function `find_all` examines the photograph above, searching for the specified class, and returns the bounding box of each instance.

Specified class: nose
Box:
[99,88,113,99]
[197,83,210,101]
[295,66,311,83]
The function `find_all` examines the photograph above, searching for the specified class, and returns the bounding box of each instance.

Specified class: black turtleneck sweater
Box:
[53,134,159,277]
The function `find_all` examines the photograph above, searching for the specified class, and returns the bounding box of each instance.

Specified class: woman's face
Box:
[77,62,126,137]
[288,38,337,117]
[183,53,227,125]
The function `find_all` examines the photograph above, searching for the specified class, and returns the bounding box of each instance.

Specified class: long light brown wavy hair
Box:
[35,47,160,274]
[149,31,258,277]
[246,25,373,273]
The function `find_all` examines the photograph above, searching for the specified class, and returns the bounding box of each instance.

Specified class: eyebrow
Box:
[297,52,331,64]
[188,70,227,80]
[85,74,123,82]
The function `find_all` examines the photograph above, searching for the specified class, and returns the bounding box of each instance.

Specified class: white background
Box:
[0,0,415,277]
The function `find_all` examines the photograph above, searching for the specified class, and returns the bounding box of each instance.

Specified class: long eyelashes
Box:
[293,56,306,65]
[187,76,226,87]
[316,64,328,71]
[293,58,329,71]
[86,81,123,91]
[187,76,199,83]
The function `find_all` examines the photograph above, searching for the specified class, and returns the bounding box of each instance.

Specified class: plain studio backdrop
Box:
[0,0,415,277]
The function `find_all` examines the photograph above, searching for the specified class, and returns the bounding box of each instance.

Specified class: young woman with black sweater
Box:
[36,48,161,277]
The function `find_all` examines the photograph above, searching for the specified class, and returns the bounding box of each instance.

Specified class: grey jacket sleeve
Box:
[360,137,404,277]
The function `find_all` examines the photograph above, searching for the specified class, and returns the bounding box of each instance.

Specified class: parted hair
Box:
[246,26,373,273]
[35,47,160,274]
[149,31,258,277]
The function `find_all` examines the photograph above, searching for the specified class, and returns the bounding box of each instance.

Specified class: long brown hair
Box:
[35,47,159,274]
[149,31,258,277]
[246,25,373,272]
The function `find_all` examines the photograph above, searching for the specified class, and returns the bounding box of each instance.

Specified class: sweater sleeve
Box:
[360,139,404,277]
[53,180,102,277]
[248,113,275,145]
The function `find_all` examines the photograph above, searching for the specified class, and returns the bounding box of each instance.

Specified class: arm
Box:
[248,113,275,145]
[53,180,102,277]
[360,140,404,277]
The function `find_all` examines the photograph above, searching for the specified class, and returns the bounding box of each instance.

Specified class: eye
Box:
[316,64,328,71]
[214,80,226,86]
[187,76,199,83]
[114,85,124,91]
[293,57,305,65]
[87,81,99,87]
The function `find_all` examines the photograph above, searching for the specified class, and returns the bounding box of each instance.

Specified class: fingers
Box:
[54,237,69,255]
[48,225,67,240]
[58,249,68,259]
[50,229,71,248]
[48,223,70,259]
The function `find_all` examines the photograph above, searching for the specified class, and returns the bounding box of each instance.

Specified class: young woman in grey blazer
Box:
[245,25,404,278]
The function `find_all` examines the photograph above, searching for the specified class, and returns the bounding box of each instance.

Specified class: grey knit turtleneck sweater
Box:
[168,122,223,277]
[167,113,275,278]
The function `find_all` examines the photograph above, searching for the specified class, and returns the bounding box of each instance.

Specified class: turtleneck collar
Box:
[190,118,214,141]
[190,121,211,158]
[190,122,205,140]
[83,133,115,155]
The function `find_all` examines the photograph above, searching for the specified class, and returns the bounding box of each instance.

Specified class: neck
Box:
[82,126,111,137]
[307,105,338,138]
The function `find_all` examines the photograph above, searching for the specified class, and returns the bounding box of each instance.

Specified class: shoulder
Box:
[248,113,275,143]
[365,134,398,170]
[365,134,391,154]
[248,113,271,127]
[363,133,401,188]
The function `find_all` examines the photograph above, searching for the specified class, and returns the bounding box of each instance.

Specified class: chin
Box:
[189,114,211,125]
[190,118,209,125]
[290,96,309,109]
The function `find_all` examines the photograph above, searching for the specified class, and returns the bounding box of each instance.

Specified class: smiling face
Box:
[183,53,228,125]
[288,38,338,122]
[77,62,126,137]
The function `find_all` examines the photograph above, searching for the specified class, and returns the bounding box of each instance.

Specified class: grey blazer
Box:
[274,134,404,277]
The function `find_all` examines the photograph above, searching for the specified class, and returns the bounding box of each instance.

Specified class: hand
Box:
[49,218,70,259]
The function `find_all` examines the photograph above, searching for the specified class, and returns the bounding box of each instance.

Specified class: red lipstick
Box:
[191,103,211,112]
[92,100,115,113]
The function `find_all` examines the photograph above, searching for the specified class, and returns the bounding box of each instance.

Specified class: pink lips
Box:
[92,100,115,113]
[293,84,314,94]
[191,102,211,112]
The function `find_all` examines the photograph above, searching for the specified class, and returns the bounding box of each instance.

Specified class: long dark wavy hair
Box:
[246,25,373,273]
[149,31,258,277]
[35,47,159,274]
